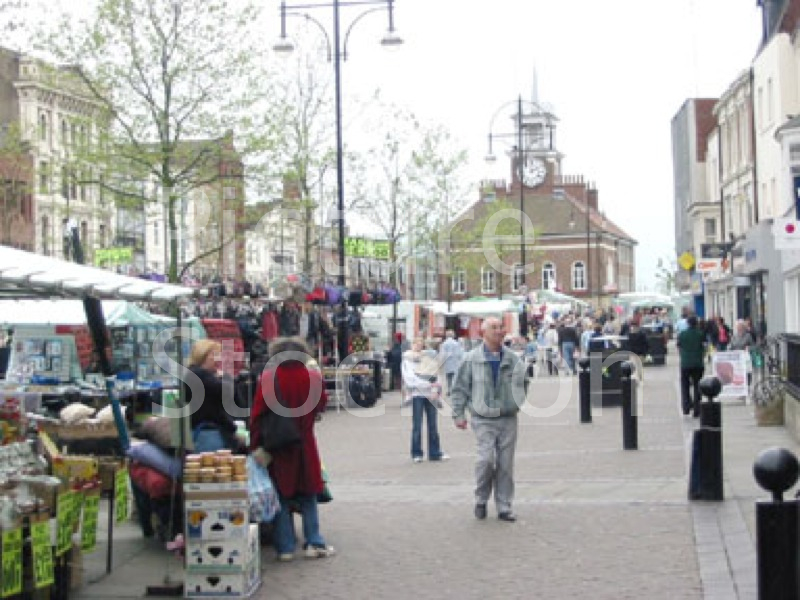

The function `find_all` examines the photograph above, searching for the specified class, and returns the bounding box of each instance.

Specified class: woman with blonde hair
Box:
[186,339,239,452]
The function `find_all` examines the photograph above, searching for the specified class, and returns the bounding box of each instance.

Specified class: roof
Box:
[0,246,203,302]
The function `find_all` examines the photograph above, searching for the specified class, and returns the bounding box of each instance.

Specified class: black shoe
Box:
[498,511,517,522]
[474,504,487,520]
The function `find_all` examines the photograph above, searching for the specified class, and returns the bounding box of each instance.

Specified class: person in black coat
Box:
[627,324,649,357]
[185,340,241,452]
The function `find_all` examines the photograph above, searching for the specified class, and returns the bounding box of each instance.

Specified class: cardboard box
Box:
[185,525,259,572]
[183,481,248,495]
[185,498,249,542]
[184,559,260,599]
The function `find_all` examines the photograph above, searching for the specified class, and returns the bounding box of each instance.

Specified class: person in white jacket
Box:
[402,338,449,463]
[542,323,560,375]
[439,330,464,397]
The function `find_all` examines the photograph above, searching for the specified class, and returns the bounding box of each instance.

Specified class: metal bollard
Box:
[578,357,592,423]
[620,361,637,450]
[753,447,800,600]
[688,377,723,501]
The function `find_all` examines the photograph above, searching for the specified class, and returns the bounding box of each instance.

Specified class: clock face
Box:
[523,158,546,187]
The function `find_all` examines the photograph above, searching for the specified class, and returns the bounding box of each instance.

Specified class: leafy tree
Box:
[34,0,270,282]
[449,195,534,300]
[655,255,677,296]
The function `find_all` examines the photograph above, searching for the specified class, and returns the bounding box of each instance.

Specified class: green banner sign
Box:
[56,492,74,557]
[94,247,134,266]
[344,237,390,260]
[81,494,100,553]
[31,520,54,589]
[115,469,129,523]
[1,528,22,598]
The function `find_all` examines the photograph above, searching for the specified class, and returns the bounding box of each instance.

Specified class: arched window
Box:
[572,261,586,290]
[542,262,556,290]
[39,113,48,142]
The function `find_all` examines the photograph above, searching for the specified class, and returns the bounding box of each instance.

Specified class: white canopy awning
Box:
[0,246,202,303]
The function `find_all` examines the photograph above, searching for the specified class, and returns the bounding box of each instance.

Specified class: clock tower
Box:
[511,88,563,188]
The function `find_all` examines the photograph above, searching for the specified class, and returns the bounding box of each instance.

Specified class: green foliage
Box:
[655,256,677,295]
[33,0,270,281]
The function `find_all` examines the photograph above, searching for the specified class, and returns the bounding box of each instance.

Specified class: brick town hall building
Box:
[443,93,637,309]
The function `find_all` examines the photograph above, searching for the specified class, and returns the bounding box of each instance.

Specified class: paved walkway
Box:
[74,352,800,599]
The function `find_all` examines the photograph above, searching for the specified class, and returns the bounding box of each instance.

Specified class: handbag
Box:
[260,375,301,452]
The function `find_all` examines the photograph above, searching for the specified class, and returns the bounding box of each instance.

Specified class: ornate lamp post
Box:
[273,0,402,361]
[485,96,553,336]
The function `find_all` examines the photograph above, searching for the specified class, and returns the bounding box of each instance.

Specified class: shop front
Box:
[738,220,785,338]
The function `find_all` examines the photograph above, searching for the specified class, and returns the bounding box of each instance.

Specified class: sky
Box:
[261,0,763,291]
[7,0,763,292]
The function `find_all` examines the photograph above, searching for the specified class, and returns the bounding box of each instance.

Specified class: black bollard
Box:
[753,447,800,600]
[689,377,723,501]
[578,357,592,423]
[620,361,637,450]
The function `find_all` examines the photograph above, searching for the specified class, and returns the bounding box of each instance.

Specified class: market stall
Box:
[0,246,201,599]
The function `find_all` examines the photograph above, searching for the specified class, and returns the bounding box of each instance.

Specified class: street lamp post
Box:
[486,95,551,337]
[274,0,402,362]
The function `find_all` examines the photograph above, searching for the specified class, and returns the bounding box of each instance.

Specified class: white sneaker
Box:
[431,454,450,462]
[304,544,335,559]
[412,456,423,463]
[277,553,294,562]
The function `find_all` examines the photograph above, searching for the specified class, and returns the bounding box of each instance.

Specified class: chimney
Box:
[587,188,598,211]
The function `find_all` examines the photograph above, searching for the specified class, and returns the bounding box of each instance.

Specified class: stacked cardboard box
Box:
[183,469,260,598]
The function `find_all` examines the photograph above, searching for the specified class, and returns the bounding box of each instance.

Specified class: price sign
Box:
[56,492,74,556]
[81,494,100,553]
[115,469,129,523]
[1,527,22,598]
[31,520,54,589]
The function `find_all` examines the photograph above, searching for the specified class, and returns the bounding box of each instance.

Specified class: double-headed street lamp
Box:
[485,95,552,337]
[273,0,402,361]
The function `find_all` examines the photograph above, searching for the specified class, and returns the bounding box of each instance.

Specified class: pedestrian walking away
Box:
[451,317,528,522]
[677,316,706,417]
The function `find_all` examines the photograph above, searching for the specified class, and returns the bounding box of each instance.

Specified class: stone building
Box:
[443,96,637,308]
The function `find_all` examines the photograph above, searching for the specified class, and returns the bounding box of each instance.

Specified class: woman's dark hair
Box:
[269,336,311,359]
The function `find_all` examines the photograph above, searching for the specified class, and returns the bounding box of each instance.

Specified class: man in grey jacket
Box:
[439,329,463,397]
[452,317,527,522]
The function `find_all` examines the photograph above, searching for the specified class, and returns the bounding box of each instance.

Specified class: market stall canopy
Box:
[430,299,521,317]
[534,289,589,307]
[0,300,161,327]
[0,246,202,302]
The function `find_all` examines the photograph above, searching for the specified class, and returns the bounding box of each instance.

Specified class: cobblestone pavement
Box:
[74,351,800,599]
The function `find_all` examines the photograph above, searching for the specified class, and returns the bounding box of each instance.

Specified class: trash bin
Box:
[589,342,628,408]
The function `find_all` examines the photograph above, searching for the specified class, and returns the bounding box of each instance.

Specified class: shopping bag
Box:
[247,456,280,523]
[318,463,333,504]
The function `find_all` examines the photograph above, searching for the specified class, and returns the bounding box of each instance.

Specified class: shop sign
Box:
[701,242,731,259]
[31,520,54,588]
[56,491,74,556]
[343,237,390,259]
[1,527,22,598]
[678,252,695,271]
[94,247,134,266]
[773,217,800,249]
[115,468,129,523]
[745,248,758,263]
[81,493,100,553]
[690,273,703,295]
[695,259,722,273]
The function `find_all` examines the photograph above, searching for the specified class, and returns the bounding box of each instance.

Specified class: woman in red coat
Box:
[250,336,333,561]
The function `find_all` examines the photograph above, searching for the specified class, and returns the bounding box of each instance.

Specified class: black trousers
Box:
[680,366,704,414]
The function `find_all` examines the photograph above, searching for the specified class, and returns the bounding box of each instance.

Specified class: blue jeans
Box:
[561,342,576,374]
[272,493,326,553]
[411,396,443,460]
[192,426,225,452]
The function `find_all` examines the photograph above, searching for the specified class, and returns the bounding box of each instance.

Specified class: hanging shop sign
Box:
[94,247,134,266]
[343,237,390,260]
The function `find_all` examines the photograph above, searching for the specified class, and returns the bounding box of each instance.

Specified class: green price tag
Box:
[31,520,54,589]
[81,495,100,553]
[56,492,74,557]
[115,469,129,523]
[1,528,22,598]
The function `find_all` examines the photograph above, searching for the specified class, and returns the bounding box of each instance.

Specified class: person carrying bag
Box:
[250,336,334,562]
